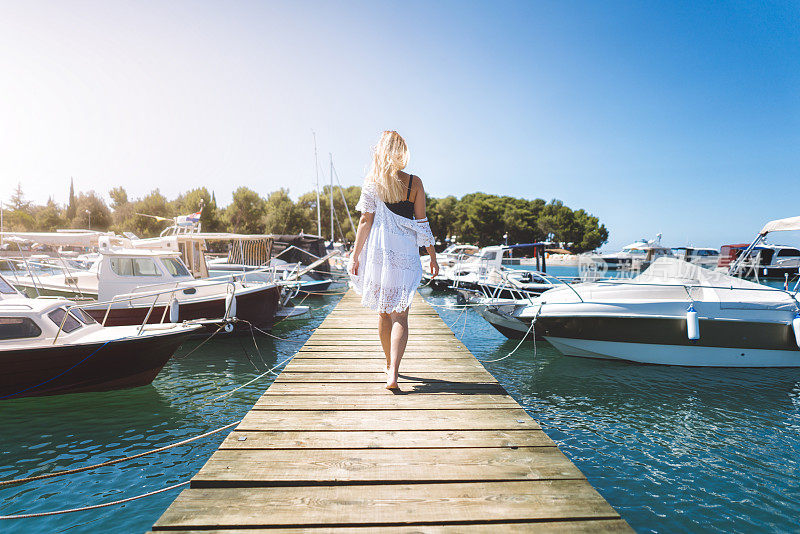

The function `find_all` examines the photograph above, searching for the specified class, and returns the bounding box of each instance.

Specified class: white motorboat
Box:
[0,273,202,399]
[7,237,282,331]
[421,244,479,288]
[671,247,720,269]
[504,257,800,366]
[449,244,558,296]
[722,215,800,281]
[596,235,672,272]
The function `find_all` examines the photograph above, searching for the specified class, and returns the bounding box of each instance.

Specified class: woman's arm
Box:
[349,212,374,276]
[412,177,439,278]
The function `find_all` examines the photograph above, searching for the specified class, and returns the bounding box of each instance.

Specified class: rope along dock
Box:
[150,290,631,532]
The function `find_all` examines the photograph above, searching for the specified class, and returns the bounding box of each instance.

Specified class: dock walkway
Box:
[150,291,631,532]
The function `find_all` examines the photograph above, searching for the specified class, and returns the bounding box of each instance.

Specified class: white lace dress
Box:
[349,182,436,313]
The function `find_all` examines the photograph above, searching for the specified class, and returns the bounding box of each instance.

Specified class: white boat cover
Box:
[634,257,796,311]
[0,231,110,247]
[760,215,800,234]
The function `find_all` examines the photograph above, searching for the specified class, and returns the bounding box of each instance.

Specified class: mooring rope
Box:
[0,481,190,520]
[0,420,241,488]
[474,306,541,363]
[200,350,298,405]
[173,322,228,360]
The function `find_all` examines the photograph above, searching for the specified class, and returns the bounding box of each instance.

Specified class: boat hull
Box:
[536,315,800,367]
[86,285,281,331]
[0,329,195,399]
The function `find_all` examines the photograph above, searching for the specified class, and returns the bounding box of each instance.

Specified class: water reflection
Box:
[423,289,800,534]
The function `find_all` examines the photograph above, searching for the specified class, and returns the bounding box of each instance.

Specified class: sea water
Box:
[2,279,800,533]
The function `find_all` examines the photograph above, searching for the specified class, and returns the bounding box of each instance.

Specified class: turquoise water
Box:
[0,294,343,533]
[2,275,800,533]
[423,283,800,534]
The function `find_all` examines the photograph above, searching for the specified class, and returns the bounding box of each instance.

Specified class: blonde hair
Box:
[366,130,410,203]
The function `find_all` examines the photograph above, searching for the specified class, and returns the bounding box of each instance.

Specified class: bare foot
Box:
[385,373,399,389]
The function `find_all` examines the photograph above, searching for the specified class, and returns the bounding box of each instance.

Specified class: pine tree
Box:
[66,177,76,220]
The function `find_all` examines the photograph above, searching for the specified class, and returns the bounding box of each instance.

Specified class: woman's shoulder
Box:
[404,172,423,188]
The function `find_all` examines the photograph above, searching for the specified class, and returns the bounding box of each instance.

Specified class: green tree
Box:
[6,183,35,230]
[225,187,266,234]
[172,187,224,232]
[109,186,128,209]
[66,177,77,220]
[33,198,65,231]
[72,191,112,230]
[263,189,302,234]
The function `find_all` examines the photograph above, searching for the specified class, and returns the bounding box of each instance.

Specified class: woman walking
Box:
[349,131,439,389]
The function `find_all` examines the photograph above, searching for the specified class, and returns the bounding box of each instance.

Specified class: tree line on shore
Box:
[2,180,608,252]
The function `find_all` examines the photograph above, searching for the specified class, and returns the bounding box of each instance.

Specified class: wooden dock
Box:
[150,291,631,533]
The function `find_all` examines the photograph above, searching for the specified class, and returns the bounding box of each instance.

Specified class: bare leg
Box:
[378,312,392,371]
[386,308,410,389]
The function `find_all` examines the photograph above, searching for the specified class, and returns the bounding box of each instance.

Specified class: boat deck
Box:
[149,290,631,532]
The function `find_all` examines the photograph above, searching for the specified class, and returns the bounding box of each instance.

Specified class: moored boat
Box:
[0,276,203,399]
[8,239,281,331]
[509,257,800,367]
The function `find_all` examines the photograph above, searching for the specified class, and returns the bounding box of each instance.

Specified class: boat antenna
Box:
[312,131,321,237]
[329,153,334,244]
[331,157,356,237]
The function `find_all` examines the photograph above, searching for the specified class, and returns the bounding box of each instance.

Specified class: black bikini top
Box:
[385,175,414,219]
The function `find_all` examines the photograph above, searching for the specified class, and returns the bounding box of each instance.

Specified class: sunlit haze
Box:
[1,1,798,249]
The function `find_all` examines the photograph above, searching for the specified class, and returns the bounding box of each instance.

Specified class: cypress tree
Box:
[66,177,76,220]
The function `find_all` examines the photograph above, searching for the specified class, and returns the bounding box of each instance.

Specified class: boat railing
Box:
[52,278,240,344]
[2,254,90,299]
[538,276,800,310]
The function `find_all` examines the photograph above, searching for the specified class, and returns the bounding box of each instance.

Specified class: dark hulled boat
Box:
[0,290,202,399]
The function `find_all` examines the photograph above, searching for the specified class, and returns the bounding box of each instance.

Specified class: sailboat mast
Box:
[329,153,334,243]
[313,131,321,237]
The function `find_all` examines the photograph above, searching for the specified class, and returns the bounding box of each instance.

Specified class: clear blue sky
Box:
[1,1,797,250]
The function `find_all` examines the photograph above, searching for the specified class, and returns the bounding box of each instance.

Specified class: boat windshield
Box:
[0,277,17,295]
[162,257,191,277]
[622,247,646,255]
[48,307,83,333]
[71,307,97,324]
[110,257,162,277]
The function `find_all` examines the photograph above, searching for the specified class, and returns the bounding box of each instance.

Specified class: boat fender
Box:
[686,304,700,341]
[792,313,800,349]
[169,298,180,323]
[225,292,237,319]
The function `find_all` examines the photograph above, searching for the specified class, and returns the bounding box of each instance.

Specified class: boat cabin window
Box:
[0,317,42,340]
[0,277,17,294]
[48,307,83,333]
[776,249,800,258]
[71,308,97,324]
[482,252,497,261]
[110,257,162,277]
[161,257,190,277]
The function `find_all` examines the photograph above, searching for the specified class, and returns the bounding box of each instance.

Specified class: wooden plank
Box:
[260,382,507,395]
[220,429,556,449]
[148,520,634,533]
[272,372,495,383]
[253,393,519,409]
[293,350,476,359]
[152,481,621,529]
[301,340,465,346]
[282,360,486,373]
[237,409,540,431]
[192,447,585,486]
[295,346,475,354]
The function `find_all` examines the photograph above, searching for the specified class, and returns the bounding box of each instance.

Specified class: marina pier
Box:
[149,290,630,532]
